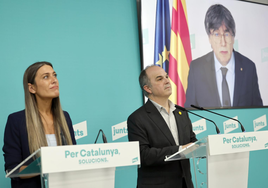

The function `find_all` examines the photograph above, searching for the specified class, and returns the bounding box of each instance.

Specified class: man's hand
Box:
[19,165,38,179]
[181,143,194,150]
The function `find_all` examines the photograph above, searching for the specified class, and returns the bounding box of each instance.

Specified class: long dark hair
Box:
[23,61,73,155]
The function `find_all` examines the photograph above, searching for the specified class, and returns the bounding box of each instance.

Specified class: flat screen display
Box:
[138,0,268,109]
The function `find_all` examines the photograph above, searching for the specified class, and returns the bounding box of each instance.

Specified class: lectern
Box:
[6,141,140,188]
[165,131,268,188]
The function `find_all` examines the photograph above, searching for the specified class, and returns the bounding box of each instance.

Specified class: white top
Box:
[46,134,57,146]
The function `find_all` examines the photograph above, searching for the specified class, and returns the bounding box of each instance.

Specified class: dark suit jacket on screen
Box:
[2,110,77,188]
[127,100,197,188]
[185,50,263,108]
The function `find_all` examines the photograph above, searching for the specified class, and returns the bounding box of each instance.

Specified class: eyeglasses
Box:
[211,32,234,44]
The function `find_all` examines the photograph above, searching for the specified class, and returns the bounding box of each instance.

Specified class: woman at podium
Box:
[2,62,77,188]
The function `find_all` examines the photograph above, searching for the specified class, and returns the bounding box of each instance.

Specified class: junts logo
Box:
[192,119,206,135]
[132,157,138,163]
[223,116,238,134]
[73,121,87,140]
[111,121,128,141]
[261,47,268,63]
[253,115,267,132]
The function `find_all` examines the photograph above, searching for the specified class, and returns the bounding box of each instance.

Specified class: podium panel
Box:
[6,142,140,188]
[40,142,140,174]
[165,131,268,188]
[207,152,249,188]
[47,168,115,188]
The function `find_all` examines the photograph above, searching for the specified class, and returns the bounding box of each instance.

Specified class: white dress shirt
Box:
[214,52,235,106]
[150,99,179,146]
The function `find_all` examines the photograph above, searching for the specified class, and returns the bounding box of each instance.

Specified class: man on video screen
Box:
[185,4,263,108]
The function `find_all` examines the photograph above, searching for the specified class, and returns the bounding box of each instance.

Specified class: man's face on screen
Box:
[209,25,234,66]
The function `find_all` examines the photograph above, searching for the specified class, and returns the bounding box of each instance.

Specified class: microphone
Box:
[175,105,220,134]
[94,129,108,144]
[190,105,246,132]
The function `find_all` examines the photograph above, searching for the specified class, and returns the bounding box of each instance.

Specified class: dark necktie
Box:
[221,67,231,107]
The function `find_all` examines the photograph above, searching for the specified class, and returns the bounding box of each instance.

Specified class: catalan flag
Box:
[169,0,192,106]
[154,0,171,73]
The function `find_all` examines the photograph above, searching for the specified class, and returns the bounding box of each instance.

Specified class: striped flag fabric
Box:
[153,0,171,73]
[169,0,192,106]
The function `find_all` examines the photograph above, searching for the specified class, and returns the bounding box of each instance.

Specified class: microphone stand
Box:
[176,105,220,134]
[191,105,246,132]
[94,129,108,144]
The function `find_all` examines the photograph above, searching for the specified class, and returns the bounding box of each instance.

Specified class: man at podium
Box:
[127,65,197,188]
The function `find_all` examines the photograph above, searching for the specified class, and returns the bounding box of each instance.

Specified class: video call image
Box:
[140,0,268,109]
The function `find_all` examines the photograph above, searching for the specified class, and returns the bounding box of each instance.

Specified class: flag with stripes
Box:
[169,0,192,106]
[154,0,171,73]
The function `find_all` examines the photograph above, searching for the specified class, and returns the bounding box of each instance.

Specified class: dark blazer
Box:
[2,110,77,188]
[185,51,263,108]
[127,100,197,188]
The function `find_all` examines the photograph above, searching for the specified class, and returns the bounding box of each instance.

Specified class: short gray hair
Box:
[139,65,157,97]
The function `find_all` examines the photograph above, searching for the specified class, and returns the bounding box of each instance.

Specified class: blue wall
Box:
[0,0,142,187]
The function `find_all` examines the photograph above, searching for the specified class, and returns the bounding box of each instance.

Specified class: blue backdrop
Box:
[0,0,141,187]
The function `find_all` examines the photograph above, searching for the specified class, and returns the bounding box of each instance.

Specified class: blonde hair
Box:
[23,62,74,156]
